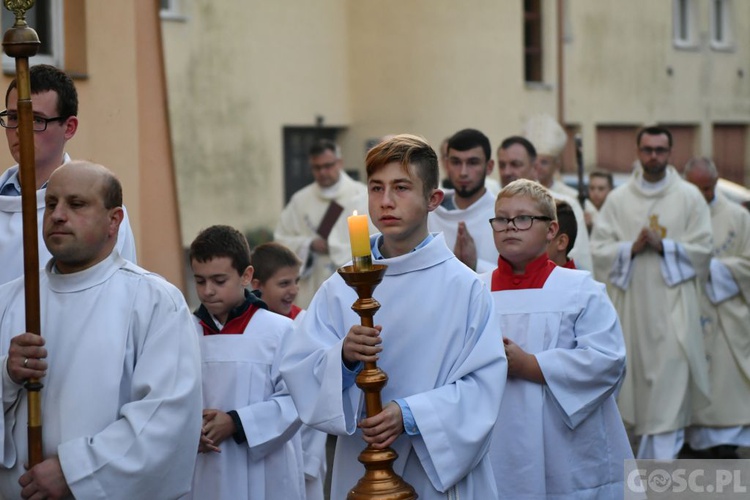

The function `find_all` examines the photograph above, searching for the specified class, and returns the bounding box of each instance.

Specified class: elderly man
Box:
[274,139,371,308]
[683,157,750,459]
[0,161,202,499]
[590,126,712,459]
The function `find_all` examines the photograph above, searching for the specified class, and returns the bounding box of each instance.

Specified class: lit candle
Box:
[347,211,372,270]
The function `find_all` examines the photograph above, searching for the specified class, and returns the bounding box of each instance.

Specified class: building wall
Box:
[161,0,750,243]
[162,0,350,246]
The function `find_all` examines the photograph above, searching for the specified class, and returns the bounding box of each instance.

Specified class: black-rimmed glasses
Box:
[489,215,552,232]
[0,111,66,132]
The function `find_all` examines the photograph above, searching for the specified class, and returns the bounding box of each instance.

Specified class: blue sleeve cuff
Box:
[395,399,420,436]
[342,360,363,389]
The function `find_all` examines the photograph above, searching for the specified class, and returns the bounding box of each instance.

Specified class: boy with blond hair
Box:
[280,134,506,499]
[187,225,304,499]
[482,179,632,498]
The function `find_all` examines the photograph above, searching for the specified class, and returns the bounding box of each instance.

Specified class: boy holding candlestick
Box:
[481,179,633,498]
[187,225,305,500]
[280,134,507,499]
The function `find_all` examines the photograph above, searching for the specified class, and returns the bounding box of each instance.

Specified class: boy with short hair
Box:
[250,241,304,320]
[280,134,506,499]
[187,225,304,500]
[547,200,578,269]
[482,179,633,498]
[249,240,328,500]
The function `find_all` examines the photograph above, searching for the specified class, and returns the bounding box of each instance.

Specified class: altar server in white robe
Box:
[187,225,304,500]
[428,128,499,272]
[590,126,712,459]
[274,139,374,308]
[482,179,632,499]
[684,158,750,458]
[281,134,507,499]
[0,161,202,499]
[0,64,137,287]
[497,134,593,271]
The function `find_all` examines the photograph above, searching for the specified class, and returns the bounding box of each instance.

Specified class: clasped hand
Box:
[7,332,47,385]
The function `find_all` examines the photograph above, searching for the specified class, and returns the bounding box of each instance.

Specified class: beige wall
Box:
[1,1,184,290]
[162,0,750,243]
[162,0,350,246]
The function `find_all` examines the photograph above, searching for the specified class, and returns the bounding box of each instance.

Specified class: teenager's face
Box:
[493,195,557,273]
[252,265,300,317]
[446,145,491,202]
[368,161,440,251]
[587,176,612,209]
[192,257,252,324]
[5,88,77,178]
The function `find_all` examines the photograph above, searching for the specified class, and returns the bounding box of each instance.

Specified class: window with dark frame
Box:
[524,0,543,83]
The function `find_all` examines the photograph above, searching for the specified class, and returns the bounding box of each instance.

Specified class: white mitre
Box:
[523,113,567,157]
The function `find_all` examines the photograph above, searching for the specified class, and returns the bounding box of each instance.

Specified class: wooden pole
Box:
[2,0,43,467]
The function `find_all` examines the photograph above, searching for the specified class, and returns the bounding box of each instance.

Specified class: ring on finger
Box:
[23,357,29,368]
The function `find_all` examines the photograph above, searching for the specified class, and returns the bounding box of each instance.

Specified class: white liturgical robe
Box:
[0,163,138,286]
[274,171,372,308]
[691,193,750,433]
[188,309,304,500]
[590,166,712,436]
[280,233,507,499]
[0,252,202,499]
[428,189,498,272]
[480,267,633,499]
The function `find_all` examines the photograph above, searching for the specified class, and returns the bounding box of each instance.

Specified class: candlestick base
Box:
[338,264,417,500]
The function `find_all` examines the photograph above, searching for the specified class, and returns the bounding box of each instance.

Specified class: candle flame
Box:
[352,210,358,216]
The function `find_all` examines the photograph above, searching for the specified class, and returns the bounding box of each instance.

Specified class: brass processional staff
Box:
[1,0,43,467]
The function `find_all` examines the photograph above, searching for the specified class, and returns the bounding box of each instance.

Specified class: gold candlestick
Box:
[338,263,417,500]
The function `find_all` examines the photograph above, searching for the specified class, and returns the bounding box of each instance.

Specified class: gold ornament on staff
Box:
[2,0,43,467]
[341,212,416,499]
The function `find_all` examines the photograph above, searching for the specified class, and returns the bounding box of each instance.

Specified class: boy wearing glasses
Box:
[482,179,632,498]
[281,134,506,499]
[0,64,136,285]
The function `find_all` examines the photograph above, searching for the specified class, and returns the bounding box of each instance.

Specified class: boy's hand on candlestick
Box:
[201,409,235,449]
[503,337,545,384]
[342,325,383,366]
[358,401,403,449]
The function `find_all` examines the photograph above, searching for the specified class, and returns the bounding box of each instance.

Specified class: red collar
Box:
[491,253,556,291]
[562,259,576,270]
[201,304,260,335]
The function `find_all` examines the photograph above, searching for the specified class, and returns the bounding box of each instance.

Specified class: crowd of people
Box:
[0,64,747,499]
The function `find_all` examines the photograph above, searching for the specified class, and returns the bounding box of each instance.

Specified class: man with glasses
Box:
[274,139,371,308]
[590,126,712,459]
[0,64,136,285]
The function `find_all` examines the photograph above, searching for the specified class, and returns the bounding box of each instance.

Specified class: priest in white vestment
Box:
[684,158,750,458]
[274,139,373,308]
[0,161,202,499]
[590,126,712,459]
[428,128,499,272]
